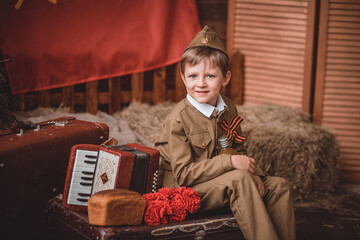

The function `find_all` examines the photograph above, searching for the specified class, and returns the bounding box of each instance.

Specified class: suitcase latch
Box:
[194,230,205,240]
[54,119,74,126]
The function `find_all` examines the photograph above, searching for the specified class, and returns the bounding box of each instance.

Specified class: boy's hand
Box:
[230,155,256,173]
[254,175,265,197]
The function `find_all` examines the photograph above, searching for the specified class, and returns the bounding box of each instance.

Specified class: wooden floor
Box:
[295,185,360,240]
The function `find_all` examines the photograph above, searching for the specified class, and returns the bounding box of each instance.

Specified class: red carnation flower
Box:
[158,187,180,199]
[143,187,201,225]
[168,194,187,222]
[143,197,172,225]
[179,187,201,214]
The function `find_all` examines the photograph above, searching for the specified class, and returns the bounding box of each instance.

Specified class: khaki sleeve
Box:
[169,119,234,187]
[233,108,266,178]
[232,140,265,178]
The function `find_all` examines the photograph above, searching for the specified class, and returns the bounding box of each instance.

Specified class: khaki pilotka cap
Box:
[183,25,228,58]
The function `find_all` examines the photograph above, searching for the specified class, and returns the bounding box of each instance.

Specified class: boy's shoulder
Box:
[166,98,189,121]
[222,95,234,105]
[166,97,206,122]
[221,95,237,111]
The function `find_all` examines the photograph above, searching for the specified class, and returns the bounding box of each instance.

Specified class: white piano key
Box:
[69,177,93,184]
[67,193,89,206]
[70,190,91,201]
[72,167,96,175]
[72,161,97,172]
[68,188,91,198]
[71,171,94,180]
[68,186,92,198]
[68,191,91,200]
[67,195,90,205]
[76,149,98,158]
[68,179,92,191]
[72,159,97,168]
[74,150,98,166]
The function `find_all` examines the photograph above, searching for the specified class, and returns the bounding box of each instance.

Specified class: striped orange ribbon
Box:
[220,115,246,143]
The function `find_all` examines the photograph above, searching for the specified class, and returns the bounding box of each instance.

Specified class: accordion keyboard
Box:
[67,149,98,206]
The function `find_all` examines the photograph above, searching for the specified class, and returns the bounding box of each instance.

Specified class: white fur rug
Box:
[14,105,152,147]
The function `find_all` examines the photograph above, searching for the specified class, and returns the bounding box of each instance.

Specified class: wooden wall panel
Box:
[314,0,360,183]
[196,0,228,45]
[227,0,316,112]
[86,81,98,115]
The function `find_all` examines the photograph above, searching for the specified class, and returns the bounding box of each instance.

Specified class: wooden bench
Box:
[47,195,245,240]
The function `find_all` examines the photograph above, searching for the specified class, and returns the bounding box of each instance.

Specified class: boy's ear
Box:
[222,71,231,87]
[180,71,185,84]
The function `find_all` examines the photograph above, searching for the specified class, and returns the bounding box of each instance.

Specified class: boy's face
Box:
[181,60,231,106]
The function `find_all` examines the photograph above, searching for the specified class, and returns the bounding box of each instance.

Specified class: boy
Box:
[155,26,296,240]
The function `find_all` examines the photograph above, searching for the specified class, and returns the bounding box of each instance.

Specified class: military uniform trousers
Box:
[190,170,296,240]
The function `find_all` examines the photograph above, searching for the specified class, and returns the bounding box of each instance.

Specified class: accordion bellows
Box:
[88,189,146,226]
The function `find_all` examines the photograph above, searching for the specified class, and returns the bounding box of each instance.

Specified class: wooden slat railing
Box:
[12,52,243,114]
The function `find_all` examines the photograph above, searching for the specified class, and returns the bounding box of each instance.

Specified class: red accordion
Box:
[62,143,159,211]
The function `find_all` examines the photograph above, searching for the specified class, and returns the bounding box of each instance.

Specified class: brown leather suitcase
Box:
[47,195,245,240]
[0,117,109,240]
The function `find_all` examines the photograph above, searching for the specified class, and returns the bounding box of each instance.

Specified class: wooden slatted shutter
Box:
[313,0,360,183]
[227,0,316,113]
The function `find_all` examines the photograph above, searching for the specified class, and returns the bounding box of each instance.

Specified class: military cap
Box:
[184,25,228,57]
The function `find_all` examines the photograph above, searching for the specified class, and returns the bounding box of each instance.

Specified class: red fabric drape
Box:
[0,0,201,94]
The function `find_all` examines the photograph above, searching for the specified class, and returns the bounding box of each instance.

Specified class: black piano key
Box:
[80,182,92,186]
[82,171,94,175]
[78,193,91,197]
[85,154,97,159]
[81,176,93,181]
[77,198,89,202]
[84,160,96,164]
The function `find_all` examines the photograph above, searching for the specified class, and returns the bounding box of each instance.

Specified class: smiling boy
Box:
[155,26,296,240]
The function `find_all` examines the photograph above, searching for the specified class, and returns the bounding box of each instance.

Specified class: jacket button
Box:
[202,143,206,147]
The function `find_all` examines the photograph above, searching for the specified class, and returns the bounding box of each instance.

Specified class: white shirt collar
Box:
[186,94,227,118]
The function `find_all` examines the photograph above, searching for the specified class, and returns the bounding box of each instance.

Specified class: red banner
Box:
[0,0,200,94]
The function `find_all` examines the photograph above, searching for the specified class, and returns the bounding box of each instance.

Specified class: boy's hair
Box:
[180,47,229,77]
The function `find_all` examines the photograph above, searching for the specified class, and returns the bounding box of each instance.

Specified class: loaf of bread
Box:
[88,189,146,226]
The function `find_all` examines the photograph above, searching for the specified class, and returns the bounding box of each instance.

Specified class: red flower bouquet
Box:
[143,187,201,225]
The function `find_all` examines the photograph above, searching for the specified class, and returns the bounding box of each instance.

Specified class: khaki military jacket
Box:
[155,96,264,188]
